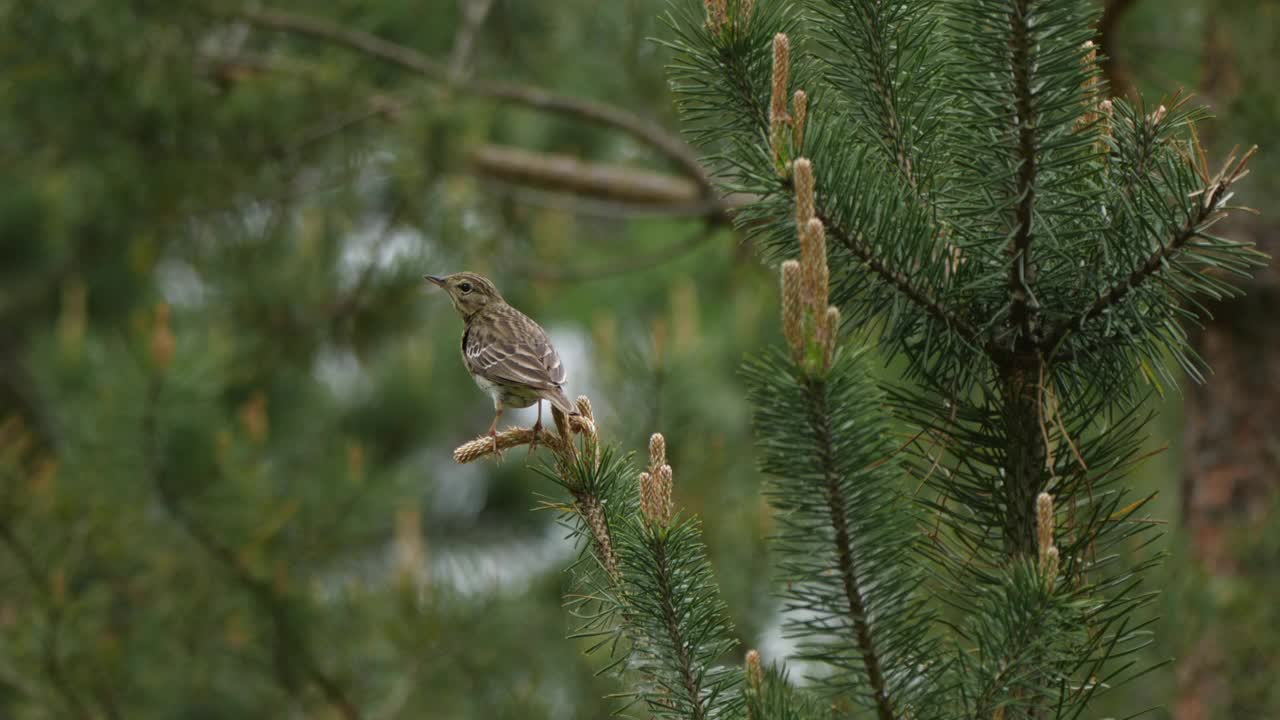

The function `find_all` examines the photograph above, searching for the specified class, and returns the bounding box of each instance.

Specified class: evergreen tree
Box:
[456,1,1265,719]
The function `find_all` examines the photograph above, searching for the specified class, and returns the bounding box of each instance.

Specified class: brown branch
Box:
[820,212,987,350]
[1007,0,1040,349]
[1097,0,1140,99]
[489,184,734,222]
[471,145,704,208]
[447,0,494,82]
[234,7,711,192]
[452,414,596,464]
[804,378,895,720]
[1041,146,1257,352]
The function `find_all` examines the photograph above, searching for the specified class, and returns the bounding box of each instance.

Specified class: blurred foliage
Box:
[0,0,1274,718]
[0,0,769,716]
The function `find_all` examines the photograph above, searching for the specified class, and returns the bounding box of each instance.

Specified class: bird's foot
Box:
[489,429,503,462]
[527,420,543,456]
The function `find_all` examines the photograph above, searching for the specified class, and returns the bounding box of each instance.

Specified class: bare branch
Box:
[488,183,733,221]
[235,7,711,192]
[447,0,495,82]
[471,145,704,207]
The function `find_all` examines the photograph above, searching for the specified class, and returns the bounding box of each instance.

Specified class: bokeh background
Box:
[0,1,1275,718]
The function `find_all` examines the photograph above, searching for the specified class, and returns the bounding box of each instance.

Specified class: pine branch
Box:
[143,379,361,720]
[234,7,711,191]
[0,522,92,720]
[1007,0,1040,348]
[652,539,708,720]
[803,377,895,720]
[469,145,708,208]
[819,210,986,350]
[812,0,935,192]
[1041,145,1258,352]
[747,347,941,716]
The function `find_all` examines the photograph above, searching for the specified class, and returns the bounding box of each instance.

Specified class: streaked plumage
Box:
[426,271,576,453]
[462,302,575,415]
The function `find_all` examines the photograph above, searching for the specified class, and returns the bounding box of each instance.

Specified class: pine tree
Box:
[451,1,1266,719]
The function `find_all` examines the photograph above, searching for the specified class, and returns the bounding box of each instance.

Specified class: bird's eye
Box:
[459,282,473,294]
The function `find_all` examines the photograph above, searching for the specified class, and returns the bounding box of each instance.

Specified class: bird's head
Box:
[425,272,504,318]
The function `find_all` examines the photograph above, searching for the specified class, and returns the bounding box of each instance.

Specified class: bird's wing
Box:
[464,307,567,391]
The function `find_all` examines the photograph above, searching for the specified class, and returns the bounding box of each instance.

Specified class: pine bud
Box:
[770,34,791,169]
[1036,492,1054,567]
[640,465,674,526]
[639,470,656,521]
[793,158,814,226]
[583,496,619,578]
[746,648,764,689]
[656,464,673,524]
[781,261,804,360]
[577,395,599,463]
[150,303,175,371]
[792,89,808,152]
[648,432,666,470]
[738,0,755,27]
[802,217,829,315]
[824,304,841,367]
[576,395,594,422]
[745,648,765,720]
[1044,546,1060,591]
[704,0,727,32]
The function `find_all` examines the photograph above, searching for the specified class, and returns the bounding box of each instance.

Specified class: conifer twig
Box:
[819,212,986,349]
[803,378,895,720]
[141,319,361,720]
[1007,0,1040,348]
[1041,146,1258,351]
[0,522,92,719]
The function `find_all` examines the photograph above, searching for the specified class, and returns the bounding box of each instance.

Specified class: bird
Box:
[426,272,577,458]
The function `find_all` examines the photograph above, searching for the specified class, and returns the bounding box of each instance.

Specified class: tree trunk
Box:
[1175,223,1280,720]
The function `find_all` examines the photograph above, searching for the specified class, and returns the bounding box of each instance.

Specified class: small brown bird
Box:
[426,272,577,456]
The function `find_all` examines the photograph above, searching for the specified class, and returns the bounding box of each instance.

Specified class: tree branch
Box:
[142,380,361,720]
[804,378,895,720]
[1041,146,1257,352]
[234,7,711,192]
[447,0,494,82]
[819,212,987,350]
[653,539,707,720]
[1097,0,1140,99]
[0,523,91,719]
[470,145,705,208]
[1007,0,1040,349]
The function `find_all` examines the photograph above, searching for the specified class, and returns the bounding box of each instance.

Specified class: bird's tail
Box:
[542,387,580,416]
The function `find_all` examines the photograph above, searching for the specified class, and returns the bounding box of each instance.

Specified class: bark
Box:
[1176,222,1280,720]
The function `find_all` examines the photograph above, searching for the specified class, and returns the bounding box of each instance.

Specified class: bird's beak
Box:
[424,275,446,288]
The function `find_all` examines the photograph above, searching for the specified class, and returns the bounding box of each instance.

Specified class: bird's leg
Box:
[528,401,543,455]
[489,405,504,461]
